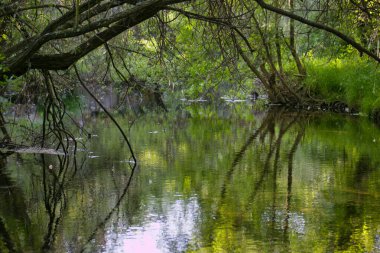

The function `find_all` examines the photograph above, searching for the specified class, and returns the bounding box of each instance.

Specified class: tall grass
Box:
[304,57,380,114]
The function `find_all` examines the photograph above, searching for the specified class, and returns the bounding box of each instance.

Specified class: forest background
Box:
[2,0,380,147]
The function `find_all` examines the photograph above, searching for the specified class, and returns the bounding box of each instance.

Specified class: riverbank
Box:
[304,56,380,120]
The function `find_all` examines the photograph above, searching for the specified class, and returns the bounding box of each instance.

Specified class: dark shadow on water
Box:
[0,152,28,253]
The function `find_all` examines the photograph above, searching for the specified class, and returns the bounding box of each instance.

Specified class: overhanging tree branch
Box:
[0,4,71,18]
[255,0,380,63]
[164,6,254,52]
[2,0,189,77]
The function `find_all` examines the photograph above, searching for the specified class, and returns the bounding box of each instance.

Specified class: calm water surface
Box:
[1,105,380,252]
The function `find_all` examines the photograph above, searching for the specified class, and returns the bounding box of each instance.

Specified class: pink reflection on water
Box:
[102,196,200,253]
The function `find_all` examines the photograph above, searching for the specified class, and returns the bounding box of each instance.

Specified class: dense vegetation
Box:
[2,2,380,251]
[1,0,380,147]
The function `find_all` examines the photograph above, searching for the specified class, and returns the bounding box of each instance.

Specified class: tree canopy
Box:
[1,0,380,79]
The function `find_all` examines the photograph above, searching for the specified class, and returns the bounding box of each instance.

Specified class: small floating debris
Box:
[225,99,247,103]
[221,96,247,103]
[67,137,84,141]
[120,160,136,164]
[88,155,100,159]
[180,98,208,103]
[148,131,159,134]
[188,99,207,102]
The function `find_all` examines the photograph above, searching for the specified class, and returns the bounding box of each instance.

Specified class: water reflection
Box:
[41,154,78,251]
[102,196,199,253]
[0,153,19,253]
[1,105,380,252]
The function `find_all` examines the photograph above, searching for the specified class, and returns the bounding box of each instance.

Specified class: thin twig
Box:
[74,65,137,164]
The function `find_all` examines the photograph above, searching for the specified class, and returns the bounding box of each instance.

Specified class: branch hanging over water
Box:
[74,65,137,165]
[164,6,254,53]
[255,0,380,63]
[41,70,77,154]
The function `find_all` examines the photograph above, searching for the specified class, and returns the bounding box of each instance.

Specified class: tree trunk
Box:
[0,109,10,142]
[288,0,306,76]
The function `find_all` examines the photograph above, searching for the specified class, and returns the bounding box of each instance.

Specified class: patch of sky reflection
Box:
[262,210,306,235]
[102,196,200,253]
[375,233,380,251]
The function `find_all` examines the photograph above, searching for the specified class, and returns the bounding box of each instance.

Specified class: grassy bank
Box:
[304,57,380,115]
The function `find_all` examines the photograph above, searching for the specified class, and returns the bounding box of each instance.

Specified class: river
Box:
[1,104,380,252]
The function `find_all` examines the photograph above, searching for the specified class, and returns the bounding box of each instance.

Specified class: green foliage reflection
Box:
[1,106,380,252]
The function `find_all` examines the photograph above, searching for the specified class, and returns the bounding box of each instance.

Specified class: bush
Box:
[304,56,380,114]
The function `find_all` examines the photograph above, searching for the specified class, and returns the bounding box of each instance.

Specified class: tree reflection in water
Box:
[0,152,18,253]
[211,109,307,252]
[1,106,380,252]
[0,136,137,252]
[41,154,81,251]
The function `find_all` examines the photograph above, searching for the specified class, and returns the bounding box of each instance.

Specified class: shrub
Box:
[304,56,380,114]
